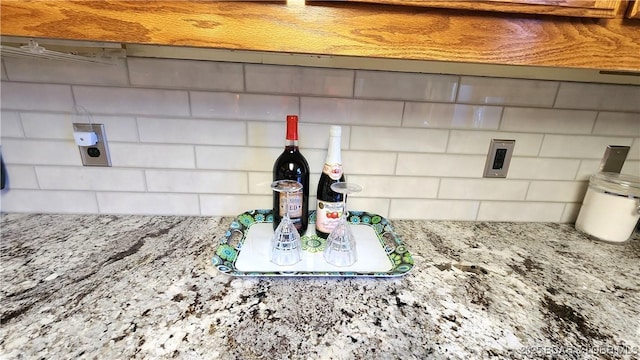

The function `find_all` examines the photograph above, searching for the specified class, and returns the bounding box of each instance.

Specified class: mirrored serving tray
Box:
[212,210,414,277]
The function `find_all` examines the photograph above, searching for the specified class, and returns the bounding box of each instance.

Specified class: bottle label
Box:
[279,191,303,218]
[316,200,343,233]
[323,163,343,181]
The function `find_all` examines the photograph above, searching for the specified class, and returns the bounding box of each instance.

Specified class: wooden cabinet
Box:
[1,1,639,72]
[627,0,640,18]
[331,0,629,18]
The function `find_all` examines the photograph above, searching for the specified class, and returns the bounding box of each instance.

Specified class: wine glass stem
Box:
[341,194,347,221]
[283,190,290,221]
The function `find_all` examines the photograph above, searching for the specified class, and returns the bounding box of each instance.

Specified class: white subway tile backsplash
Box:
[403,103,501,130]
[396,153,485,177]
[109,143,195,168]
[349,198,390,218]
[146,170,247,194]
[1,82,74,112]
[439,178,528,200]
[526,181,588,202]
[630,138,640,160]
[194,146,324,174]
[3,57,129,86]
[575,160,600,180]
[1,139,81,166]
[200,194,271,216]
[93,115,140,142]
[301,97,404,126]
[0,190,98,213]
[539,134,633,159]
[622,161,640,176]
[555,82,640,112]
[592,112,640,137]
[97,192,200,215]
[19,112,139,142]
[508,158,580,180]
[128,58,244,91]
[190,92,299,121]
[138,117,245,145]
[0,111,24,138]
[501,108,597,134]
[19,113,74,140]
[350,127,448,153]
[343,151,397,175]
[246,64,353,97]
[390,199,479,220]
[447,130,543,156]
[458,77,558,107]
[248,172,274,195]
[196,146,281,171]
[1,60,7,80]
[73,86,190,116]
[355,70,458,102]
[348,175,439,199]
[3,165,39,189]
[247,122,351,150]
[560,203,581,223]
[36,167,146,191]
[477,202,565,222]
[2,58,636,221]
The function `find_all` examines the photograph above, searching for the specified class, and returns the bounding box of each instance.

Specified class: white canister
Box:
[575,172,640,243]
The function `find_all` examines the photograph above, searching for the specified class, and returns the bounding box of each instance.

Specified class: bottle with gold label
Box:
[316,126,346,239]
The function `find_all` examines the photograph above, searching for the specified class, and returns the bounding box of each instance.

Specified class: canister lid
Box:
[590,172,640,198]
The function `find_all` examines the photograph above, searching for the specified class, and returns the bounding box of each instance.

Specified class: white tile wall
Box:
[402,103,502,130]
[355,71,458,102]
[592,112,640,136]
[447,130,542,156]
[457,77,558,106]
[350,127,448,153]
[539,135,634,158]
[301,97,404,126]
[128,58,244,91]
[501,108,597,134]
[2,58,639,223]
[0,111,23,138]
[246,64,353,97]
[3,57,129,86]
[73,86,190,117]
[555,82,640,112]
[1,83,75,112]
[137,117,246,145]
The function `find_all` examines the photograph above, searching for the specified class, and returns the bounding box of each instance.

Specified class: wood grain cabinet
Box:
[627,0,640,18]
[333,0,631,18]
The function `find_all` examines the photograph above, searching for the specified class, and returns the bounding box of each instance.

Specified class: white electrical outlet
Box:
[72,123,111,167]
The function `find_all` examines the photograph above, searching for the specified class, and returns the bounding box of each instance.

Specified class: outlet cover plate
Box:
[73,123,111,167]
[483,139,515,178]
[599,145,629,173]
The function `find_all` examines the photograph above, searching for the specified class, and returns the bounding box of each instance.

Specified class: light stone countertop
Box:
[1,213,639,359]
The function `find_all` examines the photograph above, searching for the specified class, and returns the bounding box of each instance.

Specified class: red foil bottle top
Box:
[286,115,299,140]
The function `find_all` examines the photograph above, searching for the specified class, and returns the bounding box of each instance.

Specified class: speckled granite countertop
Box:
[1,213,639,359]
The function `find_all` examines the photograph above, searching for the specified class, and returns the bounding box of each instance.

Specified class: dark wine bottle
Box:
[316,126,346,239]
[273,115,310,233]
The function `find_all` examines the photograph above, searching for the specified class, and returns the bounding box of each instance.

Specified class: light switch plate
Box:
[599,145,629,174]
[72,123,111,167]
[483,139,515,178]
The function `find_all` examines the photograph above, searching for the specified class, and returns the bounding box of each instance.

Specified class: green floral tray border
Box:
[212,209,414,277]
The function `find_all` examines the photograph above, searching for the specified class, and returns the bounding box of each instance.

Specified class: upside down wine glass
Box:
[323,182,363,267]
[270,180,303,266]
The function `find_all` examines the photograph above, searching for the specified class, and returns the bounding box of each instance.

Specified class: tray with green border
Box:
[212,209,414,277]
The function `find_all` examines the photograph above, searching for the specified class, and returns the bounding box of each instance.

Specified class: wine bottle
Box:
[316,125,346,239]
[273,115,310,233]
